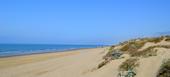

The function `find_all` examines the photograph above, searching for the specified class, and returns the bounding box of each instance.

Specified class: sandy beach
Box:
[1,37,170,77]
[0,47,110,77]
[1,0,170,77]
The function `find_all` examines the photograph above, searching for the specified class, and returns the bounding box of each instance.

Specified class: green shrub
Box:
[119,58,139,71]
[103,46,115,60]
[157,59,170,77]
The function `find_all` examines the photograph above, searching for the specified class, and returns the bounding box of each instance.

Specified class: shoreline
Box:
[0,46,108,58]
[0,47,108,77]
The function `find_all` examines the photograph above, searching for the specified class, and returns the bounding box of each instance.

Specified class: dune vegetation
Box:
[157,59,170,77]
[99,35,170,77]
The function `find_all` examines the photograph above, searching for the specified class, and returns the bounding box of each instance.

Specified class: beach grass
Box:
[157,59,170,77]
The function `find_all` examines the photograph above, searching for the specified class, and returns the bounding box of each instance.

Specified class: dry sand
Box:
[0,40,170,77]
[0,47,114,77]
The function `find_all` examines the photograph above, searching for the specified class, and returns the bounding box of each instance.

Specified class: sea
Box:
[0,44,105,57]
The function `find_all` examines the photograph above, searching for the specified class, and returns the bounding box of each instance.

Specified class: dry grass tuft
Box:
[157,59,170,77]
[131,46,157,57]
[119,36,164,52]
[141,36,164,43]
[165,35,170,41]
[131,45,170,57]
[104,36,168,60]
[103,46,115,60]
[119,58,139,71]
[120,40,146,52]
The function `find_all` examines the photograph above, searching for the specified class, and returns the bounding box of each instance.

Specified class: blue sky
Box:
[0,0,170,45]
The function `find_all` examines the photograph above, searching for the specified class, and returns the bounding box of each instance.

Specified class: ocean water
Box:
[0,44,104,57]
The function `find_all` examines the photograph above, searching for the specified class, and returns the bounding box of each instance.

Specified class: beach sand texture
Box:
[1,37,170,77]
[0,48,111,77]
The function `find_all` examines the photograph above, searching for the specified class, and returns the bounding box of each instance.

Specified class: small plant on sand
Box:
[165,38,170,41]
[104,45,123,60]
[108,46,116,54]
[119,58,139,71]
[157,59,170,77]
[103,46,115,60]
[103,49,123,60]
[120,36,164,52]
[118,58,139,77]
[131,45,170,57]
[165,36,170,41]
[119,36,164,51]
[131,46,158,57]
[120,40,146,53]
[145,36,164,43]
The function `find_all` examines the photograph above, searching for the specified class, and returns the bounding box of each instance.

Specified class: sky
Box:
[0,0,170,45]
